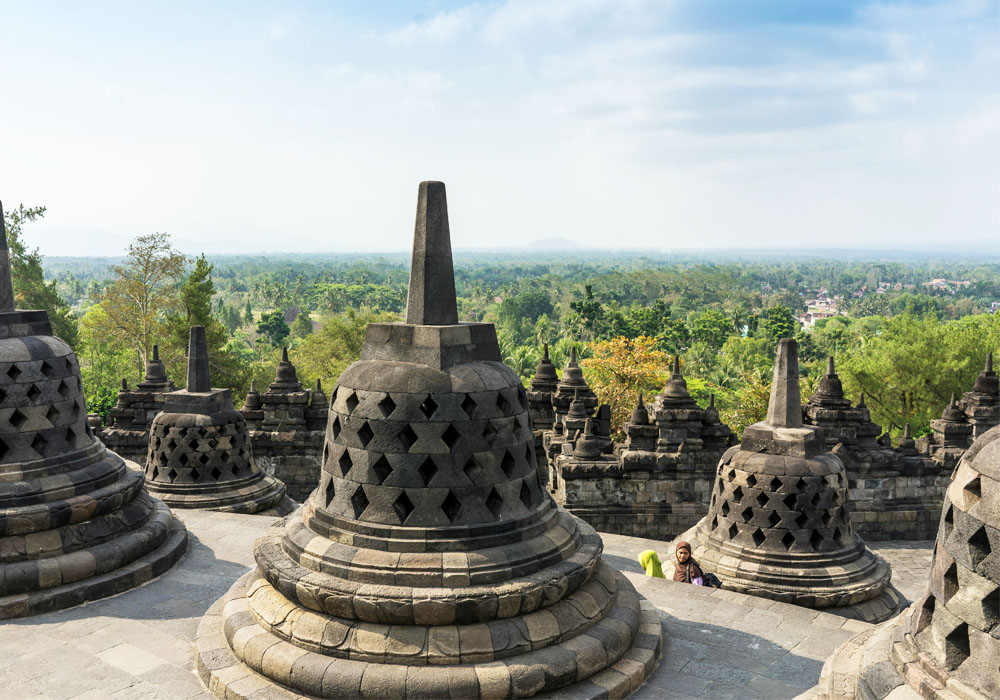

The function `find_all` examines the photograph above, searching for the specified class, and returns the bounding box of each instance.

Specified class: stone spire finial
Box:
[121,378,128,391]
[405,181,458,326]
[316,378,322,391]
[903,423,911,438]
[282,346,289,363]
[766,338,802,428]
[568,345,578,366]
[858,391,866,408]
[988,351,994,373]
[826,355,835,375]
[672,355,681,376]
[250,380,256,392]
[0,201,14,313]
[186,325,211,393]
[152,344,159,362]
[630,393,649,425]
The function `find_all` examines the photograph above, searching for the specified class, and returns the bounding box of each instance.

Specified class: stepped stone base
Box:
[147,474,297,516]
[0,497,188,619]
[195,567,662,700]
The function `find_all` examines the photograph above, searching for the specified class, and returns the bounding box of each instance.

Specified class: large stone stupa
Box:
[807,421,1000,700]
[195,182,662,699]
[0,201,187,618]
[144,326,296,515]
[675,338,903,623]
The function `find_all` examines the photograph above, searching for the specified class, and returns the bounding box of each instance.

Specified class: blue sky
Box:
[1,0,997,255]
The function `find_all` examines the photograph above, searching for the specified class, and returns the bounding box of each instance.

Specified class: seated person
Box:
[637,549,665,579]
[673,541,704,586]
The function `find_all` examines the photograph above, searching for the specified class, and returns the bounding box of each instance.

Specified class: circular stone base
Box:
[148,475,294,515]
[0,512,188,619]
[196,569,663,700]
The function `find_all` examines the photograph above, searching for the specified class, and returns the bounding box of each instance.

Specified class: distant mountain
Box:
[522,237,590,251]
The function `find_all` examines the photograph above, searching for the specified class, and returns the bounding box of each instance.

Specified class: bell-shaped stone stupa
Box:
[0,201,187,618]
[144,326,295,515]
[195,182,662,700]
[809,421,1000,700]
[674,338,903,623]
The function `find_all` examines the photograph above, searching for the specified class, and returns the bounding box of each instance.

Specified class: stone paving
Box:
[0,510,932,700]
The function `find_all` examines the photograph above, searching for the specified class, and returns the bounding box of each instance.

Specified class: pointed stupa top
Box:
[186,325,211,393]
[942,392,966,422]
[703,393,721,425]
[573,417,603,458]
[138,343,172,389]
[405,181,458,326]
[897,422,916,452]
[310,378,327,407]
[0,201,14,313]
[766,338,803,428]
[559,345,587,387]
[662,355,691,400]
[242,380,262,410]
[630,393,649,426]
[268,346,303,392]
[530,343,559,391]
[566,387,589,420]
[811,355,846,403]
[972,351,998,395]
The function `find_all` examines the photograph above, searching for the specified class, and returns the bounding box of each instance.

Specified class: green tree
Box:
[689,309,733,350]
[256,310,291,346]
[2,204,79,346]
[290,312,314,339]
[292,310,400,385]
[761,305,797,342]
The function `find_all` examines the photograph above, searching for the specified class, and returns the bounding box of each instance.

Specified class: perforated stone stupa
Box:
[144,325,295,515]
[0,201,187,618]
[195,182,662,700]
[808,421,1000,700]
[675,338,903,623]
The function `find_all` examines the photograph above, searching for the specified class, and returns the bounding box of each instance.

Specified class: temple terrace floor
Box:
[0,509,933,700]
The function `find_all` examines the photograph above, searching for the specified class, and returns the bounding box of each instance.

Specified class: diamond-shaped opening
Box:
[463,455,483,484]
[745,474,757,488]
[784,493,798,510]
[519,481,532,508]
[728,523,739,540]
[166,468,178,482]
[345,391,359,414]
[207,438,218,449]
[915,594,935,633]
[711,516,719,530]
[357,421,374,448]
[797,512,810,528]
[943,623,971,669]
[461,394,477,418]
[64,427,76,445]
[325,477,335,506]
[963,477,981,506]
[418,457,438,486]
[943,505,954,539]
[518,389,528,409]
[811,492,822,507]
[0,387,6,404]
[158,452,168,467]
[26,384,41,401]
[821,511,833,527]
[7,364,21,381]
[482,421,497,443]
[30,433,47,456]
[57,379,71,398]
[179,453,189,466]
[220,451,230,463]
[485,487,503,519]
[371,455,393,484]
[524,443,533,463]
[191,468,201,482]
[769,476,782,491]
[338,450,353,477]
[392,491,414,523]
[331,416,342,439]
[350,486,369,518]
[833,526,845,544]
[732,486,743,502]
[500,450,517,478]
[726,469,736,481]
[199,453,210,465]
[768,511,781,528]
[740,506,753,523]
[832,491,841,506]
[756,492,769,508]
[721,501,731,517]
[419,395,438,419]
[8,409,27,430]
[44,405,60,425]
[377,394,396,418]
[211,467,222,480]
[40,360,55,379]
[151,467,159,480]
[496,392,511,414]
[796,477,808,491]
[810,529,824,551]
[942,561,959,601]
[968,526,991,569]
[751,528,766,547]
[781,531,796,550]
[441,491,462,523]
[231,463,241,476]
[398,424,418,451]
[982,588,1000,627]
[441,424,461,450]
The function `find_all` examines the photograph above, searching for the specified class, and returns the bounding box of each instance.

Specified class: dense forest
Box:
[7,204,1000,441]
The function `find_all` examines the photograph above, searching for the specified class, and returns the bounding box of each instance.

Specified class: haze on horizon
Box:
[1,0,997,257]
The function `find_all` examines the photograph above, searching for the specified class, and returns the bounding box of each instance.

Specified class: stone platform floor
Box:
[0,510,932,700]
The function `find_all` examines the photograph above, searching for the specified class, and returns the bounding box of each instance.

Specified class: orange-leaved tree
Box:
[581,335,671,440]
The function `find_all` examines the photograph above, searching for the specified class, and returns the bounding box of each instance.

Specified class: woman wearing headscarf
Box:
[637,549,666,579]
[673,541,704,586]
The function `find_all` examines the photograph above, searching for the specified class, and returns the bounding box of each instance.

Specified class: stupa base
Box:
[147,475,296,516]
[0,500,188,619]
[196,569,663,700]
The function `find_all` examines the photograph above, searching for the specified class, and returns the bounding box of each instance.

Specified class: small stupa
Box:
[674,338,903,622]
[0,201,187,618]
[195,182,662,699]
[144,326,295,515]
